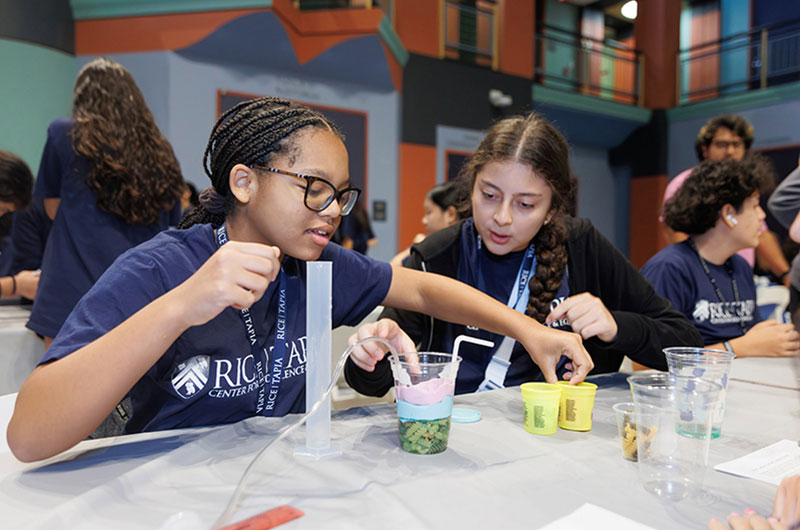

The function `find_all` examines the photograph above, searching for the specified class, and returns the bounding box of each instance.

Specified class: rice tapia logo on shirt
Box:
[692,299,755,324]
[171,355,210,399]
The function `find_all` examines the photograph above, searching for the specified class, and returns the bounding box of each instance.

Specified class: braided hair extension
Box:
[179,96,342,229]
[454,113,575,323]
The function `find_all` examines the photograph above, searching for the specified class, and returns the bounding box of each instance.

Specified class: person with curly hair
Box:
[27,57,184,345]
[642,158,800,358]
[345,112,701,396]
[662,114,791,286]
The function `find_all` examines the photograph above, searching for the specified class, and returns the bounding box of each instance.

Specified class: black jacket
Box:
[345,217,702,396]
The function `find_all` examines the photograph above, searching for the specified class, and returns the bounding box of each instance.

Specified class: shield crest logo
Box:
[171,355,210,399]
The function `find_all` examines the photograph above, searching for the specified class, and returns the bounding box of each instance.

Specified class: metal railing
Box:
[441,0,498,69]
[677,18,800,104]
[534,23,644,106]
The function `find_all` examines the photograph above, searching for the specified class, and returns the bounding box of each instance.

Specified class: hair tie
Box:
[199,187,227,215]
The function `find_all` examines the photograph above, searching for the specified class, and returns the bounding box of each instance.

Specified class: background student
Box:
[8,97,592,463]
[0,150,40,300]
[390,180,460,267]
[27,57,184,346]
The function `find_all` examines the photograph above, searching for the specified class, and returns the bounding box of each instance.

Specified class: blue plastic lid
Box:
[451,407,481,423]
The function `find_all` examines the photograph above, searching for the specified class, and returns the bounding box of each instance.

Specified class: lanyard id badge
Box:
[216,224,287,416]
[476,236,536,392]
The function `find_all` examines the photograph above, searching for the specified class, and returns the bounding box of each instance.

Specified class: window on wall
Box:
[443,0,498,68]
[535,0,642,105]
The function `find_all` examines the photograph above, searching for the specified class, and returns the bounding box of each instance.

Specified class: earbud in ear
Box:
[726,214,738,226]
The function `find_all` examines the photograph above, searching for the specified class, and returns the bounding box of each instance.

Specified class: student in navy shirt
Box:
[27,58,183,344]
[642,158,800,358]
[0,150,40,300]
[346,113,700,396]
[8,97,593,463]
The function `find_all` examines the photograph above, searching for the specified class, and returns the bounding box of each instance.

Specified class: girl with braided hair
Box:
[27,57,184,345]
[9,97,592,463]
[346,112,701,396]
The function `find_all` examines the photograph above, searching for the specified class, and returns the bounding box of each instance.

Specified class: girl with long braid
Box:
[346,112,701,396]
[8,97,592,463]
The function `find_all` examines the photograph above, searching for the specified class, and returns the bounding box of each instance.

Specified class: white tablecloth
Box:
[0,305,44,395]
[729,355,800,390]
[1,371,797,530]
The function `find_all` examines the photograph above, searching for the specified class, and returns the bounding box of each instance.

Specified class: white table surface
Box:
[0,305,44,396]
[728,355,800,390]
[1,371,797,530]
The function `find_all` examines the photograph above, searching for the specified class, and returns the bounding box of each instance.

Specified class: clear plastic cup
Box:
[556,381,597,431]
[627,373,723,500]
[389,352,461,455]
[612,402,638,461]
[520,383,562,435]
[664,347,734,439]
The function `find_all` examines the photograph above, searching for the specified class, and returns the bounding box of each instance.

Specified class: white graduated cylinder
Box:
[302,261,338,456]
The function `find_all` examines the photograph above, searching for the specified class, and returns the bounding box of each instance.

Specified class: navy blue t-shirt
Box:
[10,196,52,274]
[436,221,572,394]
[337,214,374,255]
[28,118,181,338]
[39,224,392,433]
[641,240,759,344]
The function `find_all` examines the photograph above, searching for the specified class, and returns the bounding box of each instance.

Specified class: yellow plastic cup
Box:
[520,382,562,435]
[556,381,598,431]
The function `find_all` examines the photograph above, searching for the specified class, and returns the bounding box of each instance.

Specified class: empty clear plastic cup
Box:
[627,373,723,500]
[521,383,562,435]
[664,347,734,439]
[389,352,461,455]
[556,381,597,431]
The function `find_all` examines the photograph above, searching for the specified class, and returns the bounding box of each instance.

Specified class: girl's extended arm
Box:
[7,242,280,463]
[382,266,593,384]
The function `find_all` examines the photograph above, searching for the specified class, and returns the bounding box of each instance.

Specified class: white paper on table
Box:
[540,503,658,530]
[714,439,800,486]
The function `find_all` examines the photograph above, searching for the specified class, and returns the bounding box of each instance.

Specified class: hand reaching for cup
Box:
[347,318,416,372]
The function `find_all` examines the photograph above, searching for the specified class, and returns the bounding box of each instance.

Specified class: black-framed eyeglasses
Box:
[252,166,361,216]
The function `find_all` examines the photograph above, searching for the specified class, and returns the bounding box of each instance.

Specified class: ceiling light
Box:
[621,0,637,20]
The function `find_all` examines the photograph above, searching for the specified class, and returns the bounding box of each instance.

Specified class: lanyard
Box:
[216,224,287,415]
[475,234,536,391]
[688,239,746,334]
[476,235,536,313]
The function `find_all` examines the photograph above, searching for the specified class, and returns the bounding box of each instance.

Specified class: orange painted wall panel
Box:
[498,0,535,78]
[634,0,681,109]
[398,143,437,251]
[394,0,440,57]
[629,174,668,268]
[75,8,266,54]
